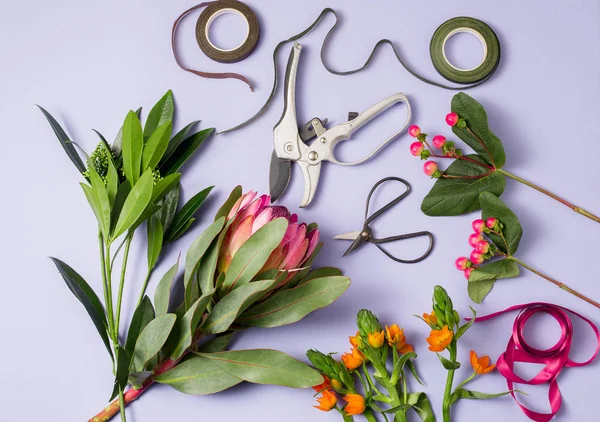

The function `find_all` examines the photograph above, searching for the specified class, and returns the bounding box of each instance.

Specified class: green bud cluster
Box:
[152,168,163,185]
[84,143,113,180]
[357,309,382,337]
[306,349,354,391]
[432,286,458,329]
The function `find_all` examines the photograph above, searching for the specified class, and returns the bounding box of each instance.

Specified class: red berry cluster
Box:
[455,217,502,279]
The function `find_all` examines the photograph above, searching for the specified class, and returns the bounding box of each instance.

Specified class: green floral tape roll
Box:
[430,17,501,84]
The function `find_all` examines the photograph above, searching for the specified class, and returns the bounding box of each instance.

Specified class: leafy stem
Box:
[442,342,457,422]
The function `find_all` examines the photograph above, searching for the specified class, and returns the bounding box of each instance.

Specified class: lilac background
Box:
[1,0,599,421]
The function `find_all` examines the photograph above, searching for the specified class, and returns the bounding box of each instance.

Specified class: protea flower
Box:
[217,191,320,282]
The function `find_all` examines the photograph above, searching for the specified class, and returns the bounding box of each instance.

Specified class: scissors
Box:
[270,42,412,208]
[333,177,434,263]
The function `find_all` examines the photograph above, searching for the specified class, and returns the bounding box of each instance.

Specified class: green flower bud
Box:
[357,309,382,337]
[306,349,336,375]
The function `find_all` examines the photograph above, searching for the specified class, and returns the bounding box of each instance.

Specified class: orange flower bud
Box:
[423,311,437,326]
[343,393,366,416]
[426,325,453,352]
[341,347,364,370]
[349,331,361,348]
[314,389,337,412]
[331,379,343,390]
[470,350,496,375]
[312,375,331,393]
[368,330,385,349]
[385,324,414,354]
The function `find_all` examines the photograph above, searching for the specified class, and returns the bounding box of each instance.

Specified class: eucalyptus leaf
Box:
[159,120,199,166]
[169,290,216,360]
[147,215,163,271]
[197,349,322,388]
[215,185,242,222]
[132,313,176,372]
[142,121,172,171]
[238,276,350,328]
[159,128,214,175]
[480,192,523,255]
[154,354,241,395]
[449,388,513,406]
[49,258,112,359]
[154,259,179,316]
[109,346,130,401]
[198,332,236,353]
[37,105,86,174]
[221,218,288,293]
[167,186,213,241]
[467,279,497,304]
[112,170,154,240]
[421,155,505,216]
[437,353,460,370]
[451,93,506,168]
[202,279,277,334]
[122,110,144,185]
[144,90,174,140]
[125,296,155,360]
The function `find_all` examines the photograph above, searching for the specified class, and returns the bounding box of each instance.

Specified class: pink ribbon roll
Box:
[470,303,600,422]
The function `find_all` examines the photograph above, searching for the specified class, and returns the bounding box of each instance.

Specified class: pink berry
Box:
[470,251,484,265]
[455,257,468,270]
[472,219,485,233]
[410,142,424,156]
[432,135,446,148]
[423,161,438,176]
[464,267,475,280]
[446,112,459,126]
[486,217,497,229]
[475,240,490,254]
[408,125,421,138]
[468,233,483,247]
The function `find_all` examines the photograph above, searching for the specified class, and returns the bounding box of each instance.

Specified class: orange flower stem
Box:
[442,341,458,422]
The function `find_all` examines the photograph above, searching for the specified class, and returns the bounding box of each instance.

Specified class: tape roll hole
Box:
[442,28,488,72]
[205,8,250,52]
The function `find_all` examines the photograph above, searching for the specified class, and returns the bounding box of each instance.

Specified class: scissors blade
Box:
[333,231,362,240]
[298,160,321,208]
[269,150,292,203]
[342,234,368,257]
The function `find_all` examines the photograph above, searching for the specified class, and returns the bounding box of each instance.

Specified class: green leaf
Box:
[167,186,214,241]
[203,279,277,334]
[114,107,142,156]
[479,192,523,255]
[298,267,342,284]
[49,258,112,359]
[110,182,131,234]
[128,371,152,390]
[197,349,322,388]
[109,346,129,401]
[125,296,155,361]
[221,218,288,293]
[147,215,163,271]
[80,183,105,235]
[406,392,436,422]
[166,218,196,243]
[238,276,350,328]
[421,155,505,216]
[451,93,506,168]
[198,332,236,353]
[215,185,242,222]
[159,128,214,175]
[142,121,172,171]
[157,183,180,235]
[450,388,514,406]
[129,204,161,234]
[112,170,154,240]
[132,313,176,372]
[469,258,520,283]
[467,279,496,304]
[86,164,111,237]
[159,120,199,166]
[144,90,174,140]
[154,354,241,395]
[197,241,219,296]
[390,351,417,385]
[183,217,225,308]
[106,160,119,206]
[154,259,179,316]
[455,307,477,340]
[122,110,144,185]
[437,353,460,370]
[37,105,86,174]
[150,173,180,205]
[169,290,216,360]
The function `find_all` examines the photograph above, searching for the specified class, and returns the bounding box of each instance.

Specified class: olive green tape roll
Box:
[430,17,501,84]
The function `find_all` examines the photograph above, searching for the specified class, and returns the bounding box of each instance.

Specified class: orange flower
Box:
[426,325,453,352]
[368,330,385,348]
[349,331,362,348]
[312,375,331,393]
[343,393,366,415]
[314,389,337,412]
[470,350,496,375]
[423,311,437,326]
[341,347,365,370]
[385,325,414,354]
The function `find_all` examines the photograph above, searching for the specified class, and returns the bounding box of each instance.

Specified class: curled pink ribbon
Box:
[471,303,600,422]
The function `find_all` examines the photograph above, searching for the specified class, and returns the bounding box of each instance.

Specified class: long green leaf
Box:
[221,218,288,293]
[122,110,144,185]
[421,155,505,216]
[166,218,196,243]
[215,185,242,222]
[154,259,179,316]
[198,332,236,353]
[109,346,129,401]
[150,173,180,205]
[80,183,106,237]
[131,313,176,372]
[159,128,214,175]
[202,279,277,334]
[112,170,154,239]
[144,90,174,140]
[87,164,111,237]
[169,290,216,360]
[125,296,155,359]
[197,241,219,296]
[479,192,523,255]
[154,355,241,395]
[436,353,460,370]
[450,388,514,406]
[406,392,436,422]
[113,107,142,156]
[37,105,86,174]
[50,258,112,359]
[147,215,163,271]
[166,186,214,241]
[106,160,119,206]
[238,276,350,328]
[110,182,131,233]
[157,183,180,235]
[197,349,322,388]
[142,121,172,171]
[159,120,199,166]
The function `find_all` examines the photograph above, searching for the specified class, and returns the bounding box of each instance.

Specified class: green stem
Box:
[104,242,115,337]
[136,269,153,307]
[362,364,383,396]
[454,372,477,392]
[498,168,600,223]
[442,344,457,422]
[509,256,600,309]
[115,234,133,337]
[364,408,378,422]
